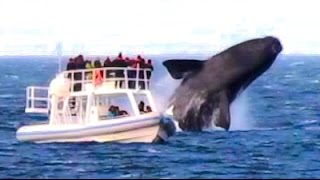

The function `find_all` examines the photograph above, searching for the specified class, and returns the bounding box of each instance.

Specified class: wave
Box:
[284,74,294,78]
[310,79,320,84]
[294,119,318,128]
[147,148,161,153]
[3,75,19,79]
[304,126,320,131]
[263,85,273,89]
[242,126,292,131]
[289,61,305,66]
[0,94,15,98]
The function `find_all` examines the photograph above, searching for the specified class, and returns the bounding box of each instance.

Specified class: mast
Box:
[56,42,63,73]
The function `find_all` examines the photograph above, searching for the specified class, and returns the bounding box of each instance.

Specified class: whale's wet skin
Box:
[163,36,282,131]
[1,55,320,178]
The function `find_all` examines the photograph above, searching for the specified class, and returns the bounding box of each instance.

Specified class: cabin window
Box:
[95,94,133,120]
[133,94,152,114]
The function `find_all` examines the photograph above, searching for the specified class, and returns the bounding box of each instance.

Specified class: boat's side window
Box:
[105,105,129,119]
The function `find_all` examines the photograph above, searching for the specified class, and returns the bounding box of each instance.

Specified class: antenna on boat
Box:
[56,42,63,73]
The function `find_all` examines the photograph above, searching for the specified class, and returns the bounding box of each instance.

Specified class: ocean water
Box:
[1,55,320,178]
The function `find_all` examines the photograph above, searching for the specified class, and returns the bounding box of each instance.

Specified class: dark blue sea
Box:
[1,55,320,178]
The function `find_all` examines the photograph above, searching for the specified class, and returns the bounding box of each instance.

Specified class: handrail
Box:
[62,67,152,76]
[25,86,50,114]
[61,66,153,93]
[27,86,49,90]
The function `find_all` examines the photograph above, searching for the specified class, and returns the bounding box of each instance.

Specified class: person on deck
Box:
[66,58,76,79]
[66,58,76,71]
[146,106,152,113]
[103,57,113,78]
[145,59,154,88]
[85,60,94,80]
[85,60,93,69]
[112,52,128,88]
[108,106,116,118]
[138,58,147,89]
[138,101,145,113]
[119,110,129,116]
[73,55,86,91]
[94,58,102,68]
[114,106,120,116]
[127,57,139,89]
[94,58,104,81]
[103,57,112,67]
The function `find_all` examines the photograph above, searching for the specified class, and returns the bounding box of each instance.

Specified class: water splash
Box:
[151,72,181,112]
[150,68,182,131]
[229,91,255,131]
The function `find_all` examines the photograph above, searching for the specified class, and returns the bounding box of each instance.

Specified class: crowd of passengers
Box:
[66,52,154,91]
[107,101,152,119]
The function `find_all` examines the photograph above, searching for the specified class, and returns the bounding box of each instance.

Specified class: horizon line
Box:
[0,53,318,58]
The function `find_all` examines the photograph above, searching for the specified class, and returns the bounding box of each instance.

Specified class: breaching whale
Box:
[163,36,283,131]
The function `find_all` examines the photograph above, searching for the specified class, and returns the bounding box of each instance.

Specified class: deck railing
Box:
[25,86,50,113]
[62,66,152,93]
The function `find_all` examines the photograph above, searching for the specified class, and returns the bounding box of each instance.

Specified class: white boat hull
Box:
[16,114,176,144]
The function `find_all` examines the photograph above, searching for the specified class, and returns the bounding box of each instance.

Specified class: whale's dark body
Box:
[163,36,283,131]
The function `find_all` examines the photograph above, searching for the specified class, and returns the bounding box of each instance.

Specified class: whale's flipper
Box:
[163,59,204,79]
[215,90,231,130]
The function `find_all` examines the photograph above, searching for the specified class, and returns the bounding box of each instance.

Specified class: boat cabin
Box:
[25,66,157,126]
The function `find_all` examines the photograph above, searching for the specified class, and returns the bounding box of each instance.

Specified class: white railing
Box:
[53,97,81,125]
[62,66,152,93]
[25,86,50,114]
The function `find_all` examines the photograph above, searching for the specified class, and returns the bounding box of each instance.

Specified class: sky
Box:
[0,0,319,56]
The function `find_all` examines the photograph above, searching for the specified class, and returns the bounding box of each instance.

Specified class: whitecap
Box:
[4,75,19,79]
[263,85,273,89]
[289,62,304,66]
[75,168,86,172]
[298,106,308,110]
[297,119,318,126]
[304,126,320,131]
[0,94,14,98]
[284,101,295,105]
[249,126,291,131]
[284,74,293,78]
[147,148,160,153]
[310,79,320,84]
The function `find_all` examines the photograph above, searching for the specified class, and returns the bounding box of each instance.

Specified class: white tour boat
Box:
[16,65,176,143]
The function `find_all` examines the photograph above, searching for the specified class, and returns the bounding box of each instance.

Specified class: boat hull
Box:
[16,114,176,144]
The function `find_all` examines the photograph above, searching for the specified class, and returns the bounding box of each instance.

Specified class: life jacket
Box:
[94,69,103,86]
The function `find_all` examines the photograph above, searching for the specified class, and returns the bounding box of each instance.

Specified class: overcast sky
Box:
[1,0,319,56]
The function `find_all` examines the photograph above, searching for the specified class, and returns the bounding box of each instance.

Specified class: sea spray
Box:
[150,66,182,131]
[229,90,255,131]
[150,67,181,112]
